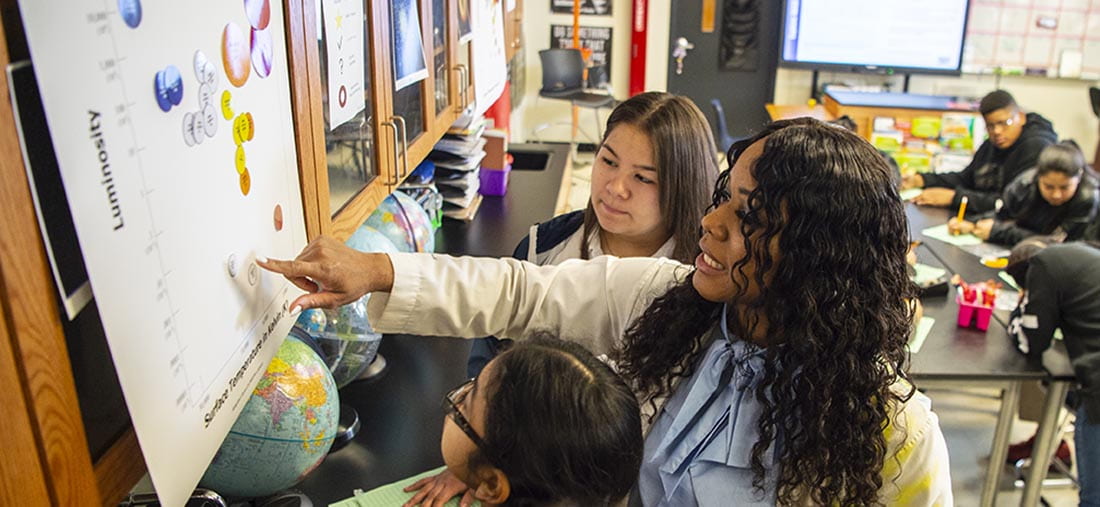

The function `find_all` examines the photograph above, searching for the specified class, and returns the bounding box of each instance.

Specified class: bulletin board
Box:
[18,0,306,505]
[962,0,1100,79]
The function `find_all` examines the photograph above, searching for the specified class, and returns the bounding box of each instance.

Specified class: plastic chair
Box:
[532,48,616,157]
[710,98,738,154]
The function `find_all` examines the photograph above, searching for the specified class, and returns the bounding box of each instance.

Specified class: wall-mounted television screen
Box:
[780,0,971,75]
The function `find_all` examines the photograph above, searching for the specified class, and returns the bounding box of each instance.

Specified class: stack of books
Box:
[430,115,487,221]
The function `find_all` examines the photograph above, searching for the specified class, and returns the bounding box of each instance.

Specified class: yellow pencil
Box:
[956,196,968,222]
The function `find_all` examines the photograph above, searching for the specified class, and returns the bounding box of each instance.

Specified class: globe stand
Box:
[118,488,227,506]
[254,489,314,507]
[328,402,361,454]
[354,353,388,383]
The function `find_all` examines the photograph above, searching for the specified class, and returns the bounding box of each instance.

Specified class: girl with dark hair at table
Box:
[259,118,952,505]
[949,141,1099,244]
[407,335,642,507]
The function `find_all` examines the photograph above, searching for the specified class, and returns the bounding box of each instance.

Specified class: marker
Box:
[956,196,968,222]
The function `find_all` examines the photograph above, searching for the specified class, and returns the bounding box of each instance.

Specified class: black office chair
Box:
[1090,86,1100,118]
[534,48,616,155]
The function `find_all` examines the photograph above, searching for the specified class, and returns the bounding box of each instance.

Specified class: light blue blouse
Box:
[636,305,779,506]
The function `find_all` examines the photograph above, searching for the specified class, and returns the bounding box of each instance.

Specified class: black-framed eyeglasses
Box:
[443,378,490,451]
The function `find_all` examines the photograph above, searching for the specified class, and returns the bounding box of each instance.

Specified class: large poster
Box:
[550,25,613,84]
[18,0,307,505]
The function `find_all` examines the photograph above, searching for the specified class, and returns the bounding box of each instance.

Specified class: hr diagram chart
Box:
[18,0,306,504]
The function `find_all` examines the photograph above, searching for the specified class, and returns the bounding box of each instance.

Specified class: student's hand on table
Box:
[912,187,956,207]
[973,218,993,240]
[901,173,924,190]
[403,470,476,507]
[256,235,395,311]
[947,217,974,235]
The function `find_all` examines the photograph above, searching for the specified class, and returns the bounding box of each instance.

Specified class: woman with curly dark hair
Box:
[259,117,952,505]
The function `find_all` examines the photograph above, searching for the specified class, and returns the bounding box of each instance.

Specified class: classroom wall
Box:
[511,10,1099,158]
[510,0,670,144]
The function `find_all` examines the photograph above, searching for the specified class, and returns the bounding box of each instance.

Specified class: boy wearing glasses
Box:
[903,89,1057,213]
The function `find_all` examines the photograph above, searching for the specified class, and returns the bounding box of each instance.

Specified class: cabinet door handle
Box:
[392,115,409,179]
[455,64,468,110]
[452,65,464,113]
[357,115,370,180]
[381,120,399,185]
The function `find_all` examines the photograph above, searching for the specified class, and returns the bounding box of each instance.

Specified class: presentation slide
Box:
[18,0,307,504]
[782,0,969,71]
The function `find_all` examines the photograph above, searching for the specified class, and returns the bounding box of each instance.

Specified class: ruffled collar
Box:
[649,304,774,500]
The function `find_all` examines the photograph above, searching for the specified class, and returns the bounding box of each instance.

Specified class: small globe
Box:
[345,224,400,255]
[364,191,435,253]
[200,335,339,498]
[293,295,382,388]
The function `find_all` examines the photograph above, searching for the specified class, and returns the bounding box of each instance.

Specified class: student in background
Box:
[948,141,1099,244]
[903,90,1057,213]
[467,91,719,378]
[1006,239,1100,507]
[261,118,952,505]
[404,336,642,507]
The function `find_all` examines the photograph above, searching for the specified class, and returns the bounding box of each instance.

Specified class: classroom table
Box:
[906,204,1076,506]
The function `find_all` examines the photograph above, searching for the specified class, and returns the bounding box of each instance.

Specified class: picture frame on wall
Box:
[550,0,611,16]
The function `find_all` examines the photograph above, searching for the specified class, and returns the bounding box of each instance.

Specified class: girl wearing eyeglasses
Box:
[260,118,952,506]
[402,336,641,506]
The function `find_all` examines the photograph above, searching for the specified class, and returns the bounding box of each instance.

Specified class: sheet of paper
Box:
[922,224,983,246]
[910,316,935,354]
[912,263,947,286]
[322,0,367,129]
[330,466,482,507]
[900,188,923,201]
[999,270,1020,290]
[18,2,307,504]
[960,242,1010,259]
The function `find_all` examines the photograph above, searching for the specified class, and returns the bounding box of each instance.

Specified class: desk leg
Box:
[982,381,1020,507]
[1020,380,1072,507]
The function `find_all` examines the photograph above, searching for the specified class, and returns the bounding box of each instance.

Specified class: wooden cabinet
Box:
[293,0,467,241]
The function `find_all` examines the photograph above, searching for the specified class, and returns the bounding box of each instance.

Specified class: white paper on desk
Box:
[322,0,367,129]
[959,242,1010,259]
[922,224,983,246]
[909,317,935,354]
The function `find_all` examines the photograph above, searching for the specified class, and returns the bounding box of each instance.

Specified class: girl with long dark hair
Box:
[260,118,952,505]
[949,141,1099,244]
[467,91,718,378]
